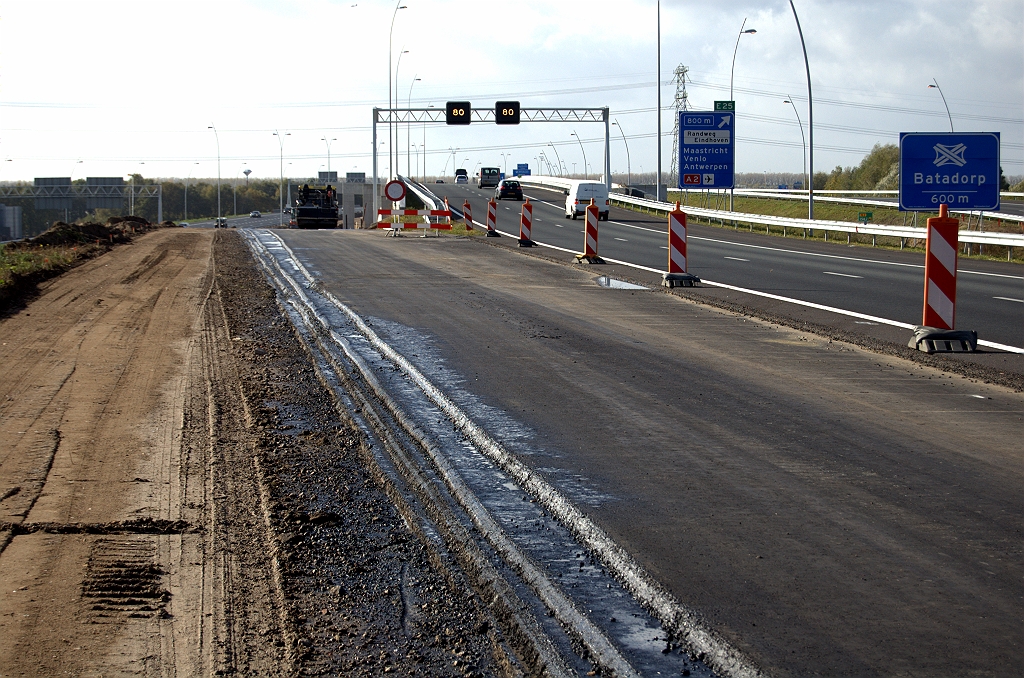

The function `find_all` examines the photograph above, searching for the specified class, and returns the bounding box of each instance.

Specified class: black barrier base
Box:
[574,254,605,264]
[662,272,701,288]
[486,230,501,238]
[908,326,978,354]
[518,239,535,247]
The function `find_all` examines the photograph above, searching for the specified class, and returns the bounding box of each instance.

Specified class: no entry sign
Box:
[384,180,406,202]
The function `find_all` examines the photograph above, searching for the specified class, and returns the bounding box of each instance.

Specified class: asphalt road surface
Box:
[435,183,1023,350]
[270,227,1023,677]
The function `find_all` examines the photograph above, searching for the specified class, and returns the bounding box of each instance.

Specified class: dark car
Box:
[494,179,523,201]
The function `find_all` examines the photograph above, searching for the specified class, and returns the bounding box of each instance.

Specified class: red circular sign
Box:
[384,180,406,202]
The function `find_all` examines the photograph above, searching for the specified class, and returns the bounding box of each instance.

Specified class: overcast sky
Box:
[1,0,1021,184]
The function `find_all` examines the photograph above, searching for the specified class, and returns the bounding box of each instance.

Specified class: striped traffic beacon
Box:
[575,198,604,264]
[662,201,699,287]
[485,199,500,237]
[518,197,534,247]
[908,203,977,353]
[462,200,474,230]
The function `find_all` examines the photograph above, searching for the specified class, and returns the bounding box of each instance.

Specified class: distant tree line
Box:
[6,175,287,237]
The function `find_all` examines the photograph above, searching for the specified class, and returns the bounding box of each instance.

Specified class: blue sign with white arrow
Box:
[678,111,734,189]
[899,132,1000,211]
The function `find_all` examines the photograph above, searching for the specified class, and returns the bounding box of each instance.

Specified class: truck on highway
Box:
[290,183,339,229]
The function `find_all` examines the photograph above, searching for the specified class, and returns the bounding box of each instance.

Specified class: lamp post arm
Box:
[730,17,748,101]
[789,0,813,220]
[931,79,953,132]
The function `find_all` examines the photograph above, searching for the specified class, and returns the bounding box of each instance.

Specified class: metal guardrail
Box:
[732,189,1024,224]
[516,175,1024,248]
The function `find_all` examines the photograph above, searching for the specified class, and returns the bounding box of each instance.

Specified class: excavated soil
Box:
[0,229,517,677]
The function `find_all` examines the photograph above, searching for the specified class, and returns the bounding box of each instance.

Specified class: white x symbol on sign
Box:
[933,143,967,167]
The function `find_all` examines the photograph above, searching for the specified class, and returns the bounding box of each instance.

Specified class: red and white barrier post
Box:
[518,197,534,247]
[663,202,700,287]
[485,199,500,237]
[908,203,977,353]
[575,198,604,264]
[462,200,474,231]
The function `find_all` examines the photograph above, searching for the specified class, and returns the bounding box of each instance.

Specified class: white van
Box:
[563,181,609,220]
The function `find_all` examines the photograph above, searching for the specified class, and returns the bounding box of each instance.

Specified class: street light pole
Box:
[234,163,246,216]
[783,97,807,194]
[789,0,814,220]
[612,119,631,189]
[571,131,588,180]
[208,125,221,220]
[388,2,407,181]
[394,49,409,178]
[548,143,563,177]
[656,0,662,201]
[273,130,290,227]
[184,162,198,221]
[928,79,954,132]
[321,137,337,180]
[407,76,420,177]
[729,18,757,211]
[500,153,508,175]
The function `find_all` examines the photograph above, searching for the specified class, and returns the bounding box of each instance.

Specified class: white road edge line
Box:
[492,229,1024,355]
[993,296,1024,303]
[604,220,1023,280]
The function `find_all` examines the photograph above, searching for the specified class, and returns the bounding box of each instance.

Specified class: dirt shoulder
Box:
[0,229,516,677]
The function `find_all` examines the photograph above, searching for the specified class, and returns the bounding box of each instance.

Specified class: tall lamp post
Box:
[407,76,420,177]
[388,2,408,181]
[500,153,509,175]
[789,0,814,220]
[570,131,588,179]
[783,97,807,194]
[273,130,290,227]
[547,142,564,177]
[612,120,631,189]
[321,137,337,181]
[928,79,953,132]
[393,49,409,178]
[729,18,756,211]
[184,162,198,221]
[208,125,221,220]
[656,0,662,201]
[233,163,247,216]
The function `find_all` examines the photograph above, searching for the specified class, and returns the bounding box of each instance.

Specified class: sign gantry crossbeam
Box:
[373,108,608,125]
[0,185,162,198]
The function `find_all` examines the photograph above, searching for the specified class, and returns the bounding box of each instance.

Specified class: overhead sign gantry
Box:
[372,102,612,218]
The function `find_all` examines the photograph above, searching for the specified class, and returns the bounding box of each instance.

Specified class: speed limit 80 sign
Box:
[446,101,471,125]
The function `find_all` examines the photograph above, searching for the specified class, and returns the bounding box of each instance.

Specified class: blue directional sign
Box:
[899,132,1000,211]
[678,111,735,189]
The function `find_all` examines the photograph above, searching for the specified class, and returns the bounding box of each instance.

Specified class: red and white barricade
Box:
[486,199,500,237]
[376,208,452,236]
[575,199,604,263]
[462,200,474,230]
[518,198,534,247]
[663,202,699,287]
[908,203,977,353]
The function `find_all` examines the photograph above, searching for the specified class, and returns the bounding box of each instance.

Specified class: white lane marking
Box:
[660,246,669,250]
[968,394,986,399]
[605,219,1022,280]
[724,256,749,262]
[823,271,864,279]
[614,237,628,242]
[498,230,1024,355]
[993,296,1024,303]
